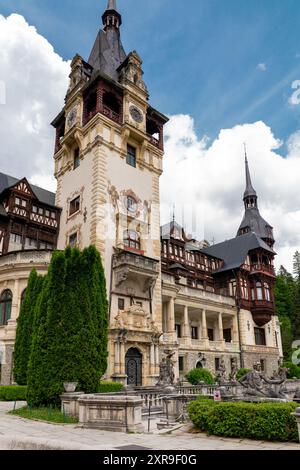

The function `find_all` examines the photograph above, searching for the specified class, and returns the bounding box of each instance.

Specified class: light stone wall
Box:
[0,251,52,385]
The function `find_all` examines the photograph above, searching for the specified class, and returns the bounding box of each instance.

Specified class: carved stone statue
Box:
[239,362,267,397]
[216,357,227,385]
[239,361,288,399]
[229,358,238,382]
[157,350,175,387]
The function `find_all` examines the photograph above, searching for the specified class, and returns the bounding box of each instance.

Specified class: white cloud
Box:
[0,14,70,191]
[161,116,300,273]
[257,63,267,72]
[0,14,299,273]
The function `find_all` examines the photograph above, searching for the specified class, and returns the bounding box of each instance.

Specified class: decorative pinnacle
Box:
[107,0,117,10]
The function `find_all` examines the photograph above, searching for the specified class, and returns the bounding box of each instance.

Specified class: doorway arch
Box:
[125,348,142,386]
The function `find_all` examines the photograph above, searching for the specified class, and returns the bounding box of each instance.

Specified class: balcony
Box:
[102,106,122,125]
[242,263,275,277]
[113,250,159,292]
[251,299,275,326]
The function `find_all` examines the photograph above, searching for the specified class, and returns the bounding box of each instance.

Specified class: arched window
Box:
[256,282,263,300]
[0,290,12,326]
[124,230,140,250]
[21,289,26,306]
[264,283,270,301]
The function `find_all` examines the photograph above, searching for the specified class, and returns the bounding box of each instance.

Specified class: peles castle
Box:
[0,1,282,386]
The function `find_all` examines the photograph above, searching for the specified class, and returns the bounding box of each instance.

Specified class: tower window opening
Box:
[126,145,136,168]
[103,92,120,114]
[86,91,97,115]
[74,147,80,169]
[146,118,160,141]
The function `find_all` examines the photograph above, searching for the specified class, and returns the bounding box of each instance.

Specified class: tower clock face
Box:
[67,107,77,127]
[130,105,143,123]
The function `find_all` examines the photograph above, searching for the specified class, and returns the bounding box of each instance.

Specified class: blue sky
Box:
[1,0,300,149]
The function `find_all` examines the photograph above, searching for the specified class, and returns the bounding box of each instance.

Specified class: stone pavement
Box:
[0,402,299,450]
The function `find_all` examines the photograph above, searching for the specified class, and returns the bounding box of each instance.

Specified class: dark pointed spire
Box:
[237,146,274,247]
[88,0,126,81]
[243,144,257,200]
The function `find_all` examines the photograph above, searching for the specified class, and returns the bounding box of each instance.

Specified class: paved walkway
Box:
[0,402,299,450]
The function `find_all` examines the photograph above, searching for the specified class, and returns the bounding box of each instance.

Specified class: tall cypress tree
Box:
[27,251,66,406]
[27,246,109,406]
[13,270,44,385]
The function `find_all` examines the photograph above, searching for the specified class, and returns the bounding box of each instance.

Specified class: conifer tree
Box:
[26,246,109,406]
[13,270,44,385]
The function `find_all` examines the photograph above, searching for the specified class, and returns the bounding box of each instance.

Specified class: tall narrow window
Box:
[74,147,80,169]
[126,145,136,168]
[256,282,263,300]
[69,196,80,216]
[124,230,140,250]
[208,328,214,341]
[264,282,270,301]
[0,290,12,326]
[175,324,182,338]
[254,327,266,346]
[191,326,198,340]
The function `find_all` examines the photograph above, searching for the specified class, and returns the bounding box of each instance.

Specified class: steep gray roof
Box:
[237,208,273,240]
[202,232,275,274]
[88,29,126,81]
[88,0,126,81]
[0,172,56,207]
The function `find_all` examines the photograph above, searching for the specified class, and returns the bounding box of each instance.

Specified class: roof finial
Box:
[244,142,248,162]
[172,203,176,223]
[107,0,117,10]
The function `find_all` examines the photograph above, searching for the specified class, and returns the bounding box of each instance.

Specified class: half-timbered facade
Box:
[161,157,282,378]
[0,174,60,385]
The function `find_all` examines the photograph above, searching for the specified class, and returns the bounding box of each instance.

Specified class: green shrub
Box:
[188,399,299,442]
[283,361,300,379]
[98,381,124,393]
[236,368,251,380]
[0,386,27,401]
[185,368,215,385]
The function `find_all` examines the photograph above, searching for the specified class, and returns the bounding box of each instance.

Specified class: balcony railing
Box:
[242,263,275,276]
[102,106,122,124]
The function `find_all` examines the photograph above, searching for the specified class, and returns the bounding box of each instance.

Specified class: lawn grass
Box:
[9,406,78,424]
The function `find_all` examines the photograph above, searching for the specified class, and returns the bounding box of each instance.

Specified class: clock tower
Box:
[52,1,168,386]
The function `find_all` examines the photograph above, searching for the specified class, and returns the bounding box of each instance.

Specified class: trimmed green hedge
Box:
[0,386,27,401]
[185,368,215,385]
[98,381,124,393]
[188,399,299,442]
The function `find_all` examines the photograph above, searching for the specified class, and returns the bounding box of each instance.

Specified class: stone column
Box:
[232,314,239,343]
[150,343,155,375]
[114,341,120,375]
[218,312,224,341]
[183,306,190,337]
[10,279,20,322]
[119,341,126,376]
[167,297,175,333]
[202,310,208,339]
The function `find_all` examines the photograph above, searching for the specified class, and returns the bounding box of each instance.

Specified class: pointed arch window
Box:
[124,230,140,250]
[0,290,12,326]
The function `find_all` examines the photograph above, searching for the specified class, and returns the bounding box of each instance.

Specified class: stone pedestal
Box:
[78,394,144,433]
[292,407,300,443]
[60,392,84,418]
